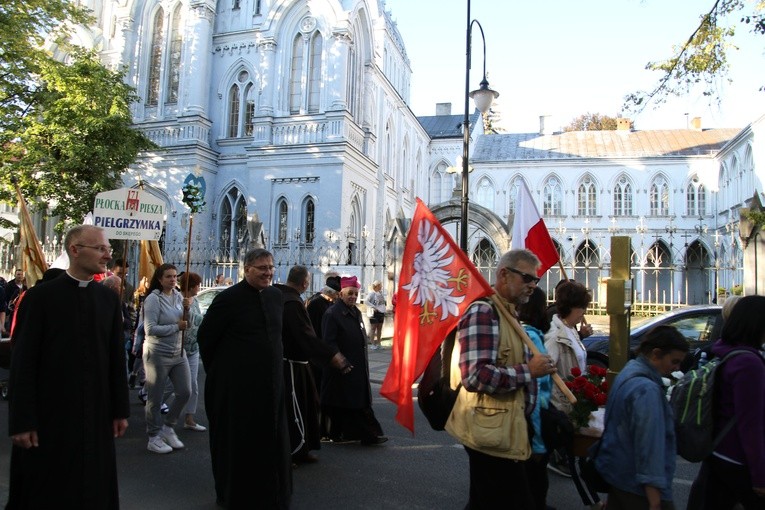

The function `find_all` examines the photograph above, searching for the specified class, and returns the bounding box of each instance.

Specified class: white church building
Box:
[27,0,763,305]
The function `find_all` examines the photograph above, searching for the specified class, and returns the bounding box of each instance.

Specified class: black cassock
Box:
[7,274,129,509]
[274,284,337,458]
[198,282,291,509]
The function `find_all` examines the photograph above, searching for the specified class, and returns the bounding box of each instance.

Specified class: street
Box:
[0,348,701,509]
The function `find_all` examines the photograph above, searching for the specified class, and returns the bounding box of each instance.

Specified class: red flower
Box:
[571,366,582,377]
[594,393,608,406]
[600,380,609,392]
[583,383,598,401]
[572,376,588,390]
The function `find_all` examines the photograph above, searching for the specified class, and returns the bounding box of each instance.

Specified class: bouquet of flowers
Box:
[565,365,609,430]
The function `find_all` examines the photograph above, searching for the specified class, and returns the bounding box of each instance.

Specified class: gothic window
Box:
[543,176,563,216]
[145,5,183,107]
[687,176,706,216]
[476,177,494,210]
[167,5,182,103]
[650,177,669,216]
[277,198,288,245]
[577,175,596,216]
[430,162,453,204]
[219,188,248,259]
[227,71,254,138]
[289,30,323,114]
[147,8,164,106]
[384,122,394,177]
[302,198,315,244]
[613,175,633,216]
[508,177,523,217]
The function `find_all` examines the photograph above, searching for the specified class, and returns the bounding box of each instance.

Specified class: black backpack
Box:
[417,328,460,431]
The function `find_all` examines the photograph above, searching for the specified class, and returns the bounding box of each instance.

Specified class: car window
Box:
[196,289,222,316]
[664,314,716,347]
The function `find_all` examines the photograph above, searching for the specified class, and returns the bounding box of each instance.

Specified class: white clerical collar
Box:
[66,271,94,287]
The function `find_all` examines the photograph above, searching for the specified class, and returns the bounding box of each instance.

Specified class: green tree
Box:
[563,113,622,132]
[624,0,764,115]
[1,0,154,230]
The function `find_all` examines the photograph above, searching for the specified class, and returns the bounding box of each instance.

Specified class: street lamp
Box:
[460,1,499,252]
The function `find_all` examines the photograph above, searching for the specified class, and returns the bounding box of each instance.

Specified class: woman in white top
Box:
[544,280,592,414]
[365,281,386,350]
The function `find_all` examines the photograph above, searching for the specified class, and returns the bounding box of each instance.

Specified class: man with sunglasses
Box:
[445,249,557,510]
[198,248,291,509]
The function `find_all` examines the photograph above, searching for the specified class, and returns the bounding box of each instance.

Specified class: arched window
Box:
[613,175,633,216]
[384,122,394,177]
[543,176,563,216]
[508,177,523,217]
[430,162,453,204]
[302,198,315,245]
[577,175,596,216]
[289,30,323,114]
[476,177,494,210]
[650,176,669,216]
[277,198,289,245]
[145,5,183,107]
[147,8,164,106]
[227,71,254,138]
[687,175,706,216]
[218,187,248,259]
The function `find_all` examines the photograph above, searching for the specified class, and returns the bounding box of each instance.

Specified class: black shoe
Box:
[360,436,388,446]
[128,373,136,389]
[138,391,147,405]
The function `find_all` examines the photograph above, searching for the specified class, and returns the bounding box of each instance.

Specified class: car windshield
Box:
[632,309,719,347]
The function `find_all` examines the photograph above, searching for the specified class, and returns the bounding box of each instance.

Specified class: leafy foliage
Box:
[563,113,622,132]
[1,41,154,230]
[181,182,206,215]
[624,0,764,114]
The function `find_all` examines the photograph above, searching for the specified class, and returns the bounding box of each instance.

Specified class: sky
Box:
[382,0,765,133]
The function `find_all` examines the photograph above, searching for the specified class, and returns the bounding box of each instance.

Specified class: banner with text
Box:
[93,188,165,240]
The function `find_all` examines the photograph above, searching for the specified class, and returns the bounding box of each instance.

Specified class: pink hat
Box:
[340,276,360,289]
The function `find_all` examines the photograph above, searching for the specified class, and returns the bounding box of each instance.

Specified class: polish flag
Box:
[511,180,559,276]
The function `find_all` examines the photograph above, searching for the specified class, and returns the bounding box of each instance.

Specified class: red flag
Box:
[510,180,559,276]
[15,183,49,286]
[380,198,494,433]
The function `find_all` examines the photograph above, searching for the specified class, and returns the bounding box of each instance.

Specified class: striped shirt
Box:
[457,300,537,417]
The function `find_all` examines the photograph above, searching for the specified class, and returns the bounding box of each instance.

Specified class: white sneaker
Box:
[160,425,185,449]
[147,435,172,454]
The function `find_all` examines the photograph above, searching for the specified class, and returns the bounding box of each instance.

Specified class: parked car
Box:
[195,286,227,316]
[583,304,724,372]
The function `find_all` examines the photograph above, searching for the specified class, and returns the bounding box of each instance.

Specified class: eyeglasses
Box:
[75,244,113,255]
[250,265,275,272]
[506,267,540,285]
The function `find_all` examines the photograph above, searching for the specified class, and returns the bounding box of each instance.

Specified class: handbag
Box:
[366,306,375,318]
[540,405,574,451]
[579,442,610,493]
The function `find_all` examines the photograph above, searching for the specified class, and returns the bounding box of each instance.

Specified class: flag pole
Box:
[489,293,577,404]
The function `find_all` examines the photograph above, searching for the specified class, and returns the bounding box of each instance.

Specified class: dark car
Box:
[584,304,724,372]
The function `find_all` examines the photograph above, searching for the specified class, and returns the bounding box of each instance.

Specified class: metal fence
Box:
[0,233,743,316]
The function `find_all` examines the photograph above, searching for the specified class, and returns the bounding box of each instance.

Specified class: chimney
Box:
[436,103,452,116]
[690,116,702,131]
[539,115,553,135]
[616,118,632,131]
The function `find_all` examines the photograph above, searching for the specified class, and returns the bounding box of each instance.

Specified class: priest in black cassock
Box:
[274,266,348,464]
[7,224,130,509]
[198,248,291,509]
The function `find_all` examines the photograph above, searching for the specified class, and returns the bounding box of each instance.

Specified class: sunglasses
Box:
[506,267,540,284]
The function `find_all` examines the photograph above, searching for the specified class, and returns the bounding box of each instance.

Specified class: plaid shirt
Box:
[456,300,537,417]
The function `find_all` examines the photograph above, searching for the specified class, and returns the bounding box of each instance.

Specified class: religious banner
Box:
[15,182,48,286]
[93,188,165,240]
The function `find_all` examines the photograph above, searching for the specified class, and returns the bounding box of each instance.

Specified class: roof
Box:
[418,111,481,139]
[471,128,742,162]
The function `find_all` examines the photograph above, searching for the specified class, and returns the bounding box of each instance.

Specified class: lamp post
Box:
[460,1,499,253]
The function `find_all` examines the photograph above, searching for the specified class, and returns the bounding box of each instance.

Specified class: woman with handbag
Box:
[594,326,689,510]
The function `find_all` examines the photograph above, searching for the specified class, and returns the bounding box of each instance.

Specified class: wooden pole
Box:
[181,215,193,341]
[490,293,577,404]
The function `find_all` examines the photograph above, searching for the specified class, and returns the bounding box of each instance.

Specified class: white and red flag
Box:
[380,198,493,433]
[511,180,559,276]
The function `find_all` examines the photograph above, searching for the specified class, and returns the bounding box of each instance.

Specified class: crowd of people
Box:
[3,226,764,510]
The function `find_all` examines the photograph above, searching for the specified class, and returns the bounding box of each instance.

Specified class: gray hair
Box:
[101,275,122,294]
[496,249,540,280]
[244,248,273,265]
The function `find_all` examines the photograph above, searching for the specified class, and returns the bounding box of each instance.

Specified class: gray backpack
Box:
[670,349,756,462]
